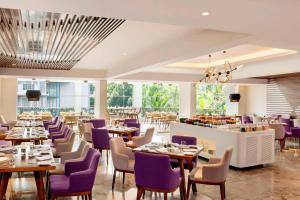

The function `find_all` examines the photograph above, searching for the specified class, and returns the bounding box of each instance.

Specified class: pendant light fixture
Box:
[199,50,238,84]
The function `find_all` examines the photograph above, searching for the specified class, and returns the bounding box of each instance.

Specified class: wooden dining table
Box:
[4,127,49,145]
[133,143,203,200]
[0,145,56,200]
[107,126,139,140]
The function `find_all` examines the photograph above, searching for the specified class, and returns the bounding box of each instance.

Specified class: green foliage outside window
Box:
[107,82,133,107]
[142,83,179,113]
[196,84,227,115]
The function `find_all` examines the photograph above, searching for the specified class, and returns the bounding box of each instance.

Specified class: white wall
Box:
[225,84,267,117]
[0,78,17,121]
[245,84,267,116]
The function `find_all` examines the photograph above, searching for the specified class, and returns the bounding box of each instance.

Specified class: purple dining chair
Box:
[51,127,70,142]
[49,120,63,134]
[290,128,300,147]
[280,118,294,136]
[172,135,197,146]
[134,152,183,200]
[92,128,110,165]
[44,117,59,130]
[242,115,253,124]
[170,135,198,175]
[90,119,106,128]
[49,148,100,200]
[124,119,137,124]
[123,122,140,142]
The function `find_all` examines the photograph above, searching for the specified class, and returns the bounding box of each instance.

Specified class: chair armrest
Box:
[65,159,86,175]
[55,142,71,156]
[61,151,78,163]
[202,164,225,182]
[112,153,130,170]
[54,138,67,145]
[51,133,64,140]
[208,157,222,164]
[123,147,134,160]
[69,169,94,192]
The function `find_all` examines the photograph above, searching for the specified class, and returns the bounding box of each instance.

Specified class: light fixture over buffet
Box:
[0,8,125,70]
[199,51,238,83]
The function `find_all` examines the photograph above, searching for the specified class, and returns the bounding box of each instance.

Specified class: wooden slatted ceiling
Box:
[267,79,300,116]
[0,8,125,70]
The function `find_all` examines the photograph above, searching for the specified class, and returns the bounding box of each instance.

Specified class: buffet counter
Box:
[170,122,275,168]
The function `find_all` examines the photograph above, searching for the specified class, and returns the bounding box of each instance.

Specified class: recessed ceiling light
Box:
[202,12,210,16]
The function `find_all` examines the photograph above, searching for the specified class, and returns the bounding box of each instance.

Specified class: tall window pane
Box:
[196,84,227,115]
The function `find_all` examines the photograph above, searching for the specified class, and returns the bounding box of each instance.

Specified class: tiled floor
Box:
[4,130,300,200]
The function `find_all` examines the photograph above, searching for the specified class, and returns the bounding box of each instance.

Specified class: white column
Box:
[0,77,17,121]
[132,82,143,108]
[94,80,107,119]
[179,82,196,118]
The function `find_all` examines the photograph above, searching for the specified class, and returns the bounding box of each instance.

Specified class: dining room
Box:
[0,1,300,200]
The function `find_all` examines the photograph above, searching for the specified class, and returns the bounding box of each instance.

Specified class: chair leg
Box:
[122,171,125,184]
[220,182,225,200]
[45,171,49,191]
[164,192,168,200]
[136,187,143,200]
[179,181,184,200]
[112,169,116,190]
[106,150,109,165]
[187,179,192,199]
[88,192,92,200]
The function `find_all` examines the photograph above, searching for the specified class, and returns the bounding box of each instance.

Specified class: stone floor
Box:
[3,131,300,200]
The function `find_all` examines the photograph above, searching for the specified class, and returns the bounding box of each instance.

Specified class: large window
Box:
[142,83,179,113]
[17,79,95,116]
[107,82,133,107]
[196,84,227,115]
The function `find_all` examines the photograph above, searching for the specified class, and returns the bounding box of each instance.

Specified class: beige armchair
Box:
[61,140,90,164]
[126,127,155,148]
[187,147,233,200]
[52,131,76,157]
[83,122,94,142]
[269,124,285,151]
[110,137,135,190]
[0,115,16,130]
